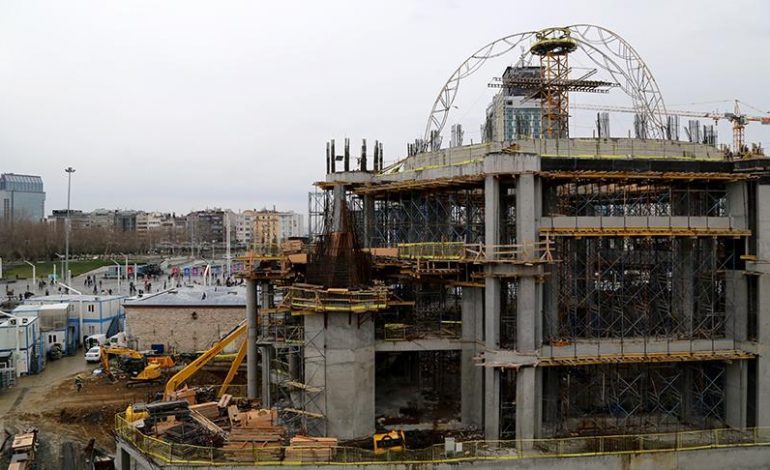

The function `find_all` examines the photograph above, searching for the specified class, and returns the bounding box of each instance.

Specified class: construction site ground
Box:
[0,352,238,468]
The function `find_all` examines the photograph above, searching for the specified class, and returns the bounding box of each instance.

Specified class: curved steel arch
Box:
[423,30,537,143]
[424,24,667,141]
[568,24,668,138]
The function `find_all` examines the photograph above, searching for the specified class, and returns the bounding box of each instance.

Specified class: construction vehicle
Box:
[164,320,247,401]
[373,430,406,455]
[100,346,174,386]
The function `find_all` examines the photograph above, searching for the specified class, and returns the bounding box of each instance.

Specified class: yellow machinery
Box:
[373,430,406,455]
[163,321,247,401]
[100,346,174,385]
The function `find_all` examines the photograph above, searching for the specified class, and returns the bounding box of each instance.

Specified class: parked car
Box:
[85,346,101,363]
[47,343,63,361]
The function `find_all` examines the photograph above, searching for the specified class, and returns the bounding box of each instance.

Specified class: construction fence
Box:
[115,414,770,466]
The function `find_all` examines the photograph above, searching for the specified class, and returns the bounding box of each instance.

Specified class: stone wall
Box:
[125,306,244,353]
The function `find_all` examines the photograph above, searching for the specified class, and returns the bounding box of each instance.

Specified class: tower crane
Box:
[571,100,770,157]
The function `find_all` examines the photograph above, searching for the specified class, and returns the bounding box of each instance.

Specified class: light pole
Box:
[54,252,64,282]
[110,259,121,294]
[64,167,76,286]
[23,260,35,291]
[119,252,128,284]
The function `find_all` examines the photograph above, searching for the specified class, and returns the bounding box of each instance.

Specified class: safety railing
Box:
[396,238,555,265]
[258,323,304,345]
[380,321,461,341]
[286,285,389,314]
[116,413,770,467]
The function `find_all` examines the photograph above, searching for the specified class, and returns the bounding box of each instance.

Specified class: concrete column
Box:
[755,184,770,427]
[725,360,748,429]
[515,173,543,444]
[485,175,501,251]
[461,287,484,427]
[543,262,559,342]
[259,281,271,338]
[725,271,748,342]
[332,185,346,232]
[260,345,272,408]
[516,173,540,351]
[363,194,375,248]
[483,175,501,439]
[674,240,695,336]
[304,313,375,439]
[516,367,542,441]
[483,367,500,439]
[727,181,748,230]
[246,278,258,400]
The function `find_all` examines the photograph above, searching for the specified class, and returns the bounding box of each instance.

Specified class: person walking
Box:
[75,375,83,392]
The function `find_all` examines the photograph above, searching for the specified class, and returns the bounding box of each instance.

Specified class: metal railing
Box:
[116,413,770,466]
[397,239,555,264]
[380,321,461,341]
[286,286,388,313]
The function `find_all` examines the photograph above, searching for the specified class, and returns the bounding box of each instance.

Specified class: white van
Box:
[84,332,127,350]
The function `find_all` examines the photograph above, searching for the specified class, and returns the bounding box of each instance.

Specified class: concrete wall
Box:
[124,306,244,352]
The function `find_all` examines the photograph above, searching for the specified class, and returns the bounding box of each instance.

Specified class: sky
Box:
[1,0,769,215]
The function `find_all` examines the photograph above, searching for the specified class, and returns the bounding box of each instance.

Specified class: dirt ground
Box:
[0,352,246,468]
[0,354,166,468]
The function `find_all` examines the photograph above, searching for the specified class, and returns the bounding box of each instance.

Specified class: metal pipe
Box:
[23,260,35,291]
[110,259,120,294]
[246,277,258,399]
[64,167,75,286]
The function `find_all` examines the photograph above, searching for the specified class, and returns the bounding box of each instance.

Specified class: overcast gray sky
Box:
[1,0,768,215]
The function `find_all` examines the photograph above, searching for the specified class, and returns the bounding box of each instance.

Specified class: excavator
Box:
[100,346,175,386]
[163,321,248,401]
[125,322,248,424]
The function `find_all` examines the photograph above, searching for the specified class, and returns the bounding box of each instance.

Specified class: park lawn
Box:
[3,259,131,280]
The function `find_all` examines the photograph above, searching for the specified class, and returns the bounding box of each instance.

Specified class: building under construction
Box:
[116,25,770,468]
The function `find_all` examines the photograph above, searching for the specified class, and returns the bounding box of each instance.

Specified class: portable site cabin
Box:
[0,351,15,390]
[0,316,42,375]
[11,303,77,357]
[25,294,125,348]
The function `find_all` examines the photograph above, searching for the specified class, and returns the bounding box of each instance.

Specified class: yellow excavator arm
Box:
[164,321,247,401]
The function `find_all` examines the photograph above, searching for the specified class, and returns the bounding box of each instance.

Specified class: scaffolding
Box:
[372,188,485,247]
[543,362,730,437]
[548,237,740,342]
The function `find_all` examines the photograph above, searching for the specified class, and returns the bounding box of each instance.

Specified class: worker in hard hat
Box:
[74,375,83,392]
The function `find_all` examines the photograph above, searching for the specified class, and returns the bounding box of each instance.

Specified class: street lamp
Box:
[64,167,76,285]
[110,259,121,294]
[54,252,64,283]
[23,260,35,291]
[119,252,128,284]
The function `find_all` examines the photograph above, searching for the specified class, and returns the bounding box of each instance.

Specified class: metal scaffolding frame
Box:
[548,237,739,342]
[260,319,328,437]
[544,362,727,437]
[375,282,461,340]
[545,180,728,217]
[372,189,485,247]
[308,189,332,240]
